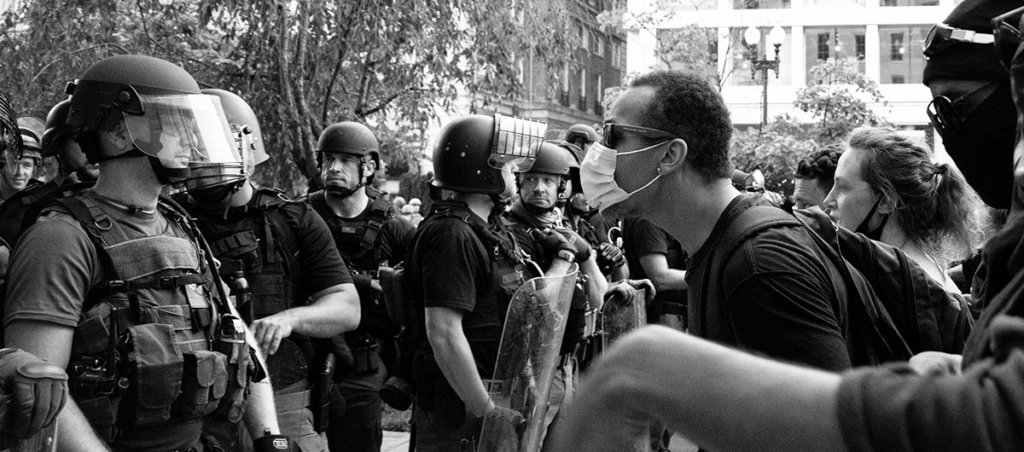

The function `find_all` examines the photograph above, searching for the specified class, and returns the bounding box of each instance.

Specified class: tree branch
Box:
[30,44,131,84]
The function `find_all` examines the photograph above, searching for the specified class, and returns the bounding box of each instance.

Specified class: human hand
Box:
[0,348,68,439]
[555,229,592,262]
[627,279,657,300]
[250,313,295,356]
[908,351,962,376]
[596,242,625,273]
[478,405,525,451]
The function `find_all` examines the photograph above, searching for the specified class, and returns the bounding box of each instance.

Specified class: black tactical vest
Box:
[57,195,245,443]
[308,188,392,273]
[183,188,317,388]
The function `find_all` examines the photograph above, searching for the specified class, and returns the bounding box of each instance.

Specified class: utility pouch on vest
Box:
[495,260,526,297]
[379,265,408,326]
[350,337,380,374]
[175,350,228,418]
[77,396,116,442]
[126,323,184,426]
[213,314,250,423]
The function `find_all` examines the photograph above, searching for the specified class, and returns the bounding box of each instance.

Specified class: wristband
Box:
[556,249,576,263]
[253,434,293,452]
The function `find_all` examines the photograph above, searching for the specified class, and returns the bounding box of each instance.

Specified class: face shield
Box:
[122,94,240,173]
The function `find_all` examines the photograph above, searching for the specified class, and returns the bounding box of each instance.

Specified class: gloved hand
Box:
[253,431,294,452]
[556,229,592,262]
[478,405,525,451]
[0,348,68,439]
[596,242,625,274]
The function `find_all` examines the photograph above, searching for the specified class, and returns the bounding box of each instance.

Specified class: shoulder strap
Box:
[359,194,393,256]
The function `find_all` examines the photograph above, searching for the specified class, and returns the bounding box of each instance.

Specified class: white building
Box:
[625,0,955,143]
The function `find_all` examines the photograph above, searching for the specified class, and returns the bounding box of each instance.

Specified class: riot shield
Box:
[600,286,650,351]
[478,265,579,452]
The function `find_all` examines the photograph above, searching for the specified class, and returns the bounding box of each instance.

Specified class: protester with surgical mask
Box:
[579,70,853,374]
[823,126,982,292]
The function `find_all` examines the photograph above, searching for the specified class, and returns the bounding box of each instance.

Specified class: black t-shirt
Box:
[622,217,687,311]
[686,195,852,371]
[311,193,415,271]
[407,200,504,376]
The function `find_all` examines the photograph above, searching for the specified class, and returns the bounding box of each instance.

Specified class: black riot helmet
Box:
[65,55,240,185]
[563,124,599,152]
[182,89,269,201]
[431,114,546,196]
[41,99,73,159]
[317,121,380,196]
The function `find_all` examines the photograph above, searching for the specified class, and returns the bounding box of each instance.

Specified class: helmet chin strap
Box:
[522,200,556,215]
[325,183,359,198]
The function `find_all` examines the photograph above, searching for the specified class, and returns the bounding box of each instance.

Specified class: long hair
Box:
[847,126,982,265]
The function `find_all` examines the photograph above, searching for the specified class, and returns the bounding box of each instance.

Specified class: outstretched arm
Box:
[551,325,844,452]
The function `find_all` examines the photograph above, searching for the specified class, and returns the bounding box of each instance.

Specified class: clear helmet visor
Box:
[488,114,545,173]
[122,94,241,170]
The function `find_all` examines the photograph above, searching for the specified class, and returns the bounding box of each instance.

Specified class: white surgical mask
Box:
[580,141,665,213]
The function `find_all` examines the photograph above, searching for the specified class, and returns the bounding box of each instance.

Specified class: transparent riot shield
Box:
[478,265,579,452]
[599,282,652,452]
[601,285,650,350]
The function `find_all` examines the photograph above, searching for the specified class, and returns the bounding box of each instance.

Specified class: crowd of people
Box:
[0,0,1023,451]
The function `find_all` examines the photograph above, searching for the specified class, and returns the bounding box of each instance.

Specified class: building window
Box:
[882,0,938,5]
[879,25,927,84]
[611,42,621,68]
[595,35,606,57]
[579,24,590,53]
[804,0,865,7]
[805,26,867,77]
[594,74,604,115]
[733,0,790,9]
[578,69,587,111]
[817,33,830,61]
[890,33,904,60]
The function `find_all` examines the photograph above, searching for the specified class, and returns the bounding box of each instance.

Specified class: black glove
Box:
[478,405,525,451]
[556,229,592,262]
[0,348,68,439]
[596,242,625,273]
[253,432,294,452]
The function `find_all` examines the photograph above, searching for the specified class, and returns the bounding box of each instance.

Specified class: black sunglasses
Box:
[601,123,680,148]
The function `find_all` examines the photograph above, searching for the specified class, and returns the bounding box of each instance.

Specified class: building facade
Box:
[625,0,955,136]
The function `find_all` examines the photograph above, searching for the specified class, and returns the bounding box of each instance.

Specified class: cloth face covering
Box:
[580,141,664,213]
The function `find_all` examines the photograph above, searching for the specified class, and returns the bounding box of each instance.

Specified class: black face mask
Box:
[854,196,889,241]
[930,82,1015,209]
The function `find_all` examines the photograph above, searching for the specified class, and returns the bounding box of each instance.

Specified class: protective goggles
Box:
[489,114,545,172]
[600,123,681,149]
[122,94,240,170]
[993,6,1024,71]
[922,23,994,60]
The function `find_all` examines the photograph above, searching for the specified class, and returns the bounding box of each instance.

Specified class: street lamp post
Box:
[744,25,785,129]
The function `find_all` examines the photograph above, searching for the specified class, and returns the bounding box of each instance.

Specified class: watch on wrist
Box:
[556,249,576,263]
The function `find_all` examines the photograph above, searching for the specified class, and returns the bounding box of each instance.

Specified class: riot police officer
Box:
[501,141,608,447]
[406,114,587,451]
[3,55,284,451]
[307,121,413,452]
[0,118,43,202]
[179,89,360,452]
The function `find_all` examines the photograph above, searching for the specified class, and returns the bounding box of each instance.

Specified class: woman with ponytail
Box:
[822,126,983,291]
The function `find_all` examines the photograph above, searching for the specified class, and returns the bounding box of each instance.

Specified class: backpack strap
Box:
[358,195,392,260]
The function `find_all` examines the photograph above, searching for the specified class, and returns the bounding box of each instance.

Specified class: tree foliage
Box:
[733,59,889,194]
[0,0,582,195]
[794,58,890,142]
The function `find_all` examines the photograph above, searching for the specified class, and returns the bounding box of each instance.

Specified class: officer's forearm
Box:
[289,284,361,337]
[581,256,608,311]
[57,398,110,452]
[243,378,281,438]
[425,309,492,417]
